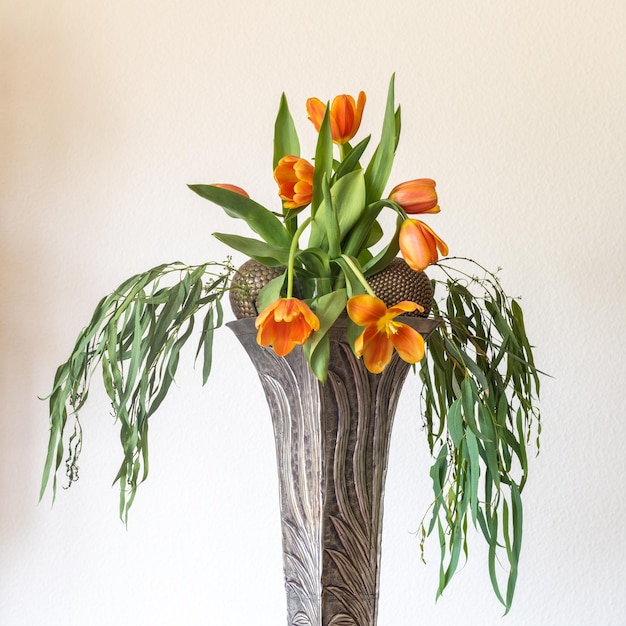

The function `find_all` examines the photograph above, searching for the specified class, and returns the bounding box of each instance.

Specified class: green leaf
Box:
[364,220,383,248]
[198,306,215,385]
[477,403,500,486]
[394,105,402,150]
[189,184,291,248]
[309,170,366,254]
[322,177,340,258]
[212,232,289,266]
[466,428,480,524]
[304,288,347,377]
[334,135,371,180]
[331,169,367,237]
[365,74,397,204]
[362,213,403,274]
[305,333,330,383]
[311,105,334,215]
[257,272,287,312]
[296,247,331,279]
[333,255,368,299]
[342,199,390,258]
[273,93,300,168]
[446,399,463,447]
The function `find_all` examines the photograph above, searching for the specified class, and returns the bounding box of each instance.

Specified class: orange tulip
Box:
[347,294,425,374]
[211,184,250,197]
[274,156,314,209]
[255,298,320,357]
[399,219,449,272]
[306,91,366,145]
[389,179,440,214]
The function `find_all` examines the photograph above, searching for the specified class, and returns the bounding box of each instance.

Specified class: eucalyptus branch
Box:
[416,257,542,613]
[40,260,236,522]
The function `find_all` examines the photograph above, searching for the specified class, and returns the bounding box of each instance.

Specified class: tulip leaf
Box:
[304,333,330,383]
[331,169,366,238]
[212,232,289,266]
[309,170,366,255]
[189,184,292,248]
[322,177,340,258]
[394,105,402,150]
[273,93,300,168]
[257,272,287,312]
[342,199,389,258]
[312,291,347,341]
[362,213,403,275]
[365,74,397,205]
[311,106,334,215]
[333,255,368,298]
[334,135,371,181]
[308,186,336,255]
[303,289,347,380]
[296,247,331,280]
[365,220,384,248]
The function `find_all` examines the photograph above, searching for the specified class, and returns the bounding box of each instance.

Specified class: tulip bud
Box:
[389,179,439,214]
[211,184,250,198]
[399,219,449,271]
[273,156,314,209]
[306,91,366,145]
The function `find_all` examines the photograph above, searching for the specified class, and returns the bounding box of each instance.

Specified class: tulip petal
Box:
[331,95,356,144]
[353,91,366,137]
[390,325,425,364]
[353,324,378,357]
[347,294,388,326]
[419,221,449,256]
[272,326,297,356]
[295,299,321,330]
[256,316,277,347]
[387,300,422,317]
[306,98,327,132]
[399,220,433,272]
[255,298,319,357]
[361,332,394,374]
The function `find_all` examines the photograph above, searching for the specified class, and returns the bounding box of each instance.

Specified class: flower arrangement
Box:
[40,75,541,613]
[191,79,449,379]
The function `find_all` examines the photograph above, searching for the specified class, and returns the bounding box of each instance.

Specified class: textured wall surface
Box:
[1,1,625,624]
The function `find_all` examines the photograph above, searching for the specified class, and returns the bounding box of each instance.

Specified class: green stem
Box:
[339,254,375,296]
[286,217,312,298]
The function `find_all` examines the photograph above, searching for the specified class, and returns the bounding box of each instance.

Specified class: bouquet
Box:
[40,75,541,612]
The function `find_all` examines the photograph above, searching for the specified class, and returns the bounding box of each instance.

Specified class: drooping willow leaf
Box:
[417,257,543,613]
[40,260,236,522]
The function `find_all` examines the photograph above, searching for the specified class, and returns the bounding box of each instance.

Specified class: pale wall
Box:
[1,1,625,624]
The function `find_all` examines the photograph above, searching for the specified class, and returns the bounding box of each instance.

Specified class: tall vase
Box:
[228,316,439,626]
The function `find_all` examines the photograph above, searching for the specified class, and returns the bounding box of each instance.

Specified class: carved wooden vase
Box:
[228,314,438,626]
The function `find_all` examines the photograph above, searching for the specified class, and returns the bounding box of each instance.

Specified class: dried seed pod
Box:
[367,257,433,317]
[229,260,286,319]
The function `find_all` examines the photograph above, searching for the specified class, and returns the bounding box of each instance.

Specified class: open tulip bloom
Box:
[41,75,542,613]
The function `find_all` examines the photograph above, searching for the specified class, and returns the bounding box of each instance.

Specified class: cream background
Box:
[2,1,625,624]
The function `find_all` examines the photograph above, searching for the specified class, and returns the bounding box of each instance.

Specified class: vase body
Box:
[228,316,438,626]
